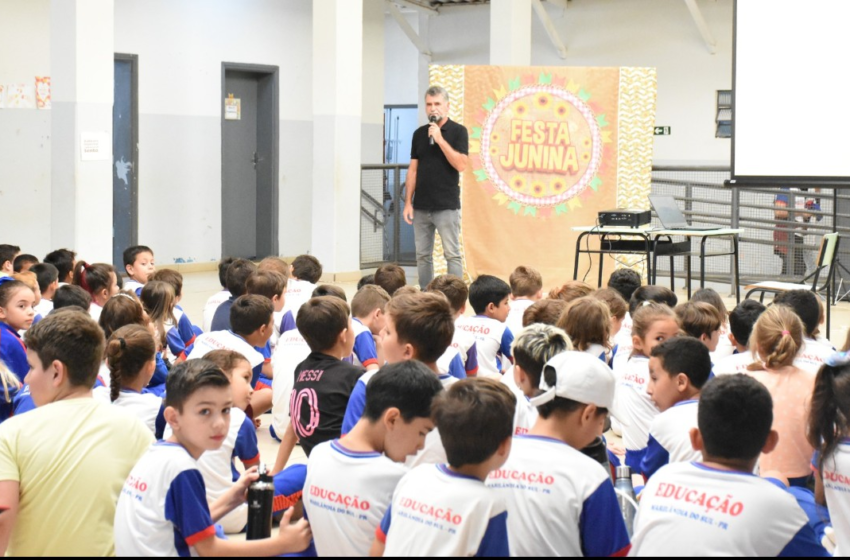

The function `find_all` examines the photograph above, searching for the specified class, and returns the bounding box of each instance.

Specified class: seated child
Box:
[245,270,288,393]
[774,289,834,373]
[11,271,41,327]
[507,324,572,437]
[113,359,312,556]
[374,263,406,296]
[714,299,766,375]
[612,285,678,375]
[617,302,679,473]
[506,265,543,336]
[745,305,816,485]
[103,324,162,434]
[284,254,322,319]
[557,296,611,362]
[456,275,514,377]
[630,375,828,557]
[304,361,444,556]
[593,287,628,340]
[167,349,259,534]
[373,378,516,557]
[203,257,234,332]
[357,274,375,290]
[0,278,35,381]
[42,247,75,285]
[0,245,19,277]
[140,281,185,368]
[641,337,711,479]
[675,301,724,354]
[12,254,37,274]
[151,269,200,346]
[426,274,479,378]
[51,284,91,312]
[350,284,391,371]
[122,245,155,296]
[72,261,119,322]
[488,351,630,557]
[691,287,734,361]
[257,257,294,339]
[0,309,154,556]
[547,280,594,303]
[211,259,257,332]
[608,268,642,305]
[522,298,567,328]
[31,263,58,318]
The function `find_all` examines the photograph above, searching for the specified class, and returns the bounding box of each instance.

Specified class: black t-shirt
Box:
[410,118,469,211]
[290,351,364,456]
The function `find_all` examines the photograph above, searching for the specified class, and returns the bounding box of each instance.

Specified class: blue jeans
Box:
[413,208,463,288]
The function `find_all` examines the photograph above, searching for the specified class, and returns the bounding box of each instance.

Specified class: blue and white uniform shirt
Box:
[795,337,836,375]
[350,318,379,369]
[614,355,659,471]
[203,290,231,333]
[819,439,850,555]
[271,328,311,435]
[505,298,535,339]
[455,315,513,378]
[641,400,701,479]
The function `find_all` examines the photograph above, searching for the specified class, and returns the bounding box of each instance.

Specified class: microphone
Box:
[429,114,439,146]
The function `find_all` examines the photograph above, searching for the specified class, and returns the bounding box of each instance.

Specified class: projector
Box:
[598,209,651,228]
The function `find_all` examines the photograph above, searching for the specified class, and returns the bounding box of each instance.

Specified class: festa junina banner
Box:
[431,64,657,286]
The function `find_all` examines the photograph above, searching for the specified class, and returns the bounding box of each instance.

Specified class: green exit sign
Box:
[654,126,671,136]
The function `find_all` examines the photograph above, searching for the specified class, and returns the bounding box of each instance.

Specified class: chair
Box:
[745,232,839,338]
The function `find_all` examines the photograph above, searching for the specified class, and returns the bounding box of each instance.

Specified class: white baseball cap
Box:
[530,351,626,423]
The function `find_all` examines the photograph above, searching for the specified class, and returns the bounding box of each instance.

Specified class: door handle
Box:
[251,152,263,169]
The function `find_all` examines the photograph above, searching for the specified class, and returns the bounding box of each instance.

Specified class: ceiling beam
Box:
[683,0,717,54]
[532,0,567,59]
[386,0,433,56]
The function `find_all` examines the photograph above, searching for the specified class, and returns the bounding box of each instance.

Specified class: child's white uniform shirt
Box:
[203,290,231,333]
[405,374,457,469]
[505,298,534,337]
[630,461,827,557]
[641,400,702,479]
[615,355,659,451]
[33,298,52,318]
[284,278,316,318]
[186,330,264,369]
[350,318,379,369]
[455,315,513,378]
[271,328,311,434]
[114,442,216,557]
[713,350,756,376]
[820,439,850,555]
[111,389,161,435]
[304,439,407,557]
[794,337,836,375]
[487,435,631,557]
[437,327,478,378]
[710,321,735,362]
[584,343,608,363]
[123,279,144,297]
[611,314,633,375]
[378,463,510,557]
[501,373,537,435]
[89,302,102,322]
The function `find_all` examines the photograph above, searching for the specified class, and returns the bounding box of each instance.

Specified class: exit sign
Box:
[654,126,671,136]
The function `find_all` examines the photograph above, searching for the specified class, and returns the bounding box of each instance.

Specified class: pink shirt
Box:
[747,365,816,478]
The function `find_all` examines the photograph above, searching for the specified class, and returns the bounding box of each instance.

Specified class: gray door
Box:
[113,54,138,267]
[222,66,279,260]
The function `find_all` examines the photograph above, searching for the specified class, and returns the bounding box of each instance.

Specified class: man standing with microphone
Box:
[404,86,469,288]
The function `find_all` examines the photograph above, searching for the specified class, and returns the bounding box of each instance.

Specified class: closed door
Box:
[113,54,138,267]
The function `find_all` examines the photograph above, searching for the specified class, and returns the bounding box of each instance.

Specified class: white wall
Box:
[385,0,733,165]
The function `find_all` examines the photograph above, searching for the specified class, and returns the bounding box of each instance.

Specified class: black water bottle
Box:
[246,463,274,540]
[580,436,613,481]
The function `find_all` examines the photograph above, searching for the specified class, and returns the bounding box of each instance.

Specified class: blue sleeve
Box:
[640,434,670,480]
[177,311,197,346]
[280,311,297,334]
[778,524,829,557]
[0,333,29,381]
[32,314,42,325]
[378,505,392,542]
[210,304,231,332]
[341,380,367,435]
[166,328,186,359]
[500,328,514,359]
[11,386,34,417]
[352,331,379,368]
[234,415,260,463]
[164,469,216,547]
[579,481,631,557]
[251,363,262,388]
[466,342,479,375]
[149,352,168,387]
[474,511,510,557]
[608,344,618,368]
[154,404,166,440]
[448,353,467,379]
[273,464,307,514]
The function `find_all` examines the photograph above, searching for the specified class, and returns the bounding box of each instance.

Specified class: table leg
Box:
[733,235,741,303]
[573,233,583,281]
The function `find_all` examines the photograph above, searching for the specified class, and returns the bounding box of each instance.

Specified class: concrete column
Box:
[50,0,114,262]
[361,0,385,164]
[416,11,432,125]
[312,0,363,277]
[490,0,532,66]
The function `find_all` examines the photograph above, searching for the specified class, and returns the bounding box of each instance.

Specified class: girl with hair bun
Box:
[72,261,118,322]
[746,304,814,485]
[104,324,162,435]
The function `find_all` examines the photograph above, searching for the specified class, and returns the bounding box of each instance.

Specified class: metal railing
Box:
[360,165,415,268]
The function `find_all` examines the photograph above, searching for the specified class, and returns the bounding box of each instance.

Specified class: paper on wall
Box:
[35,77,50,109]
[5,83,35,109]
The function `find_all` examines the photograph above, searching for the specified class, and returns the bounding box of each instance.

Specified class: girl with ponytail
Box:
[72,261,118,322]
[104,324,161,434]
[746,304,815,485]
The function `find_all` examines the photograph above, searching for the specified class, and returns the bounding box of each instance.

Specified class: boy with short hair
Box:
[51,284,91,312]
[675,301,724,353]
[641,337,712,479]
[257,257,295,339]
[487,352,631,557]
[122,245,155,296]
[522,298,568,327]
[246,270,288,391]
[630,374,828,556]
[30,263,58,318]
[357,274,375,290]
[714,299,766,375]
[607,268,641,356]
[426,274,479,378]
[285,254,323,319]
[456,275,514,377]
[304,361,444,556]
[114,359,312,556]
[12,254,37,274]
[374,263,407,296]
[374,378,515,557]
[506,265,543,336]
[0,309,154,556]
[43,248,76,285]
[204,257,234,332]
[507,323,572,435]
[773,289,834,373]
[211,258,258,332]
[350,284,391,371]
[0,245,20,277]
